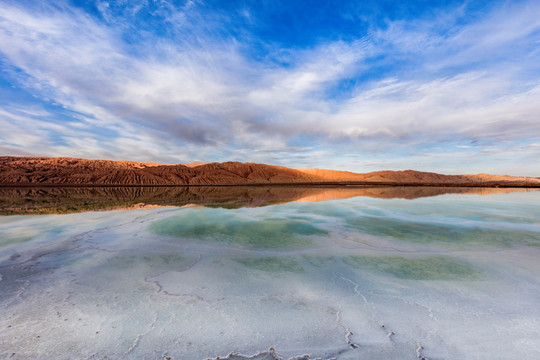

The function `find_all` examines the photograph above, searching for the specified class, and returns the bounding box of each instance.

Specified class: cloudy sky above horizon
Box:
[1,0,539,176]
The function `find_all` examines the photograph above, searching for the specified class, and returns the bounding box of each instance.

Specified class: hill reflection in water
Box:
[0,185,537,215]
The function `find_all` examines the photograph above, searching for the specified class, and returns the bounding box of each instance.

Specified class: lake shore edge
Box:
[2,182,540,188]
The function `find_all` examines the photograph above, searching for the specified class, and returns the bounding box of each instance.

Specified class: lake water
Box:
[1,187,539,359]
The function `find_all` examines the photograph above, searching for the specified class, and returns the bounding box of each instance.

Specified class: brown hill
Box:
[0,156,539,186]
[0,156,321,185]
[295,168,540,185]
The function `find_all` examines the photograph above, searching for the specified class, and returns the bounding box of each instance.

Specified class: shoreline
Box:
[1,182,540,188]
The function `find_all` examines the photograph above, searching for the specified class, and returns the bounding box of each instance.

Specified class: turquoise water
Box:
[0,190,539,359]
[149,208,327,249]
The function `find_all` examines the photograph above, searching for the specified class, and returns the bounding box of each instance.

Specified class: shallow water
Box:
[1,189,539,359]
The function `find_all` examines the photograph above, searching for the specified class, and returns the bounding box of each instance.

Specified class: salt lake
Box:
[1,187,539,359]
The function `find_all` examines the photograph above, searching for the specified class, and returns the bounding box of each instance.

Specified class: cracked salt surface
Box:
[1,192,540,359]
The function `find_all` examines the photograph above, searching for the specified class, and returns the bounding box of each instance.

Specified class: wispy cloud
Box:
[0,0,539,174]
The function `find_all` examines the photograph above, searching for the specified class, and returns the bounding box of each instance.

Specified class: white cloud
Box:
[0,0,539,174]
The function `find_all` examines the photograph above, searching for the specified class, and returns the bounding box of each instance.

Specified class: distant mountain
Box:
[296,168,540,185]
[0,156,539,186]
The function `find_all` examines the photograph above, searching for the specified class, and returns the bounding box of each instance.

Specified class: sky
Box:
[0,0,539,176]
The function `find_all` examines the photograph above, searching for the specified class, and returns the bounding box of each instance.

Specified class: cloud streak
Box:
[0,0,539,175]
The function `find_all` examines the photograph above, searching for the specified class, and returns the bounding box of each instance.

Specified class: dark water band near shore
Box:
[1,185,539,215]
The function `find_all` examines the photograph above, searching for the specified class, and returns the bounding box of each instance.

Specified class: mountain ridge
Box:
[1,156,539,187]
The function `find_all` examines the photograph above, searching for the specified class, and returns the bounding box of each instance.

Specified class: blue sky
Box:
[1,0,539,175]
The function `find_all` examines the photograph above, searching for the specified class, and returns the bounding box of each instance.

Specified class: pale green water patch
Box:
[0,232,34,247]
[344,255,481,280]
[346,216,540,248]
[301,255,338,268]
[149,208,326,249]
[105,253,187,270]
[0,222,66,248]
[235,257,304,273]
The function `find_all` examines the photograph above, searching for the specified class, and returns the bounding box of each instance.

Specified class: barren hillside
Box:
[0,157,320,185]
[1,156,539,186]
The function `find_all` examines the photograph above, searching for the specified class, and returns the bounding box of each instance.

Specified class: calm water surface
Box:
[0,188,539,359]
